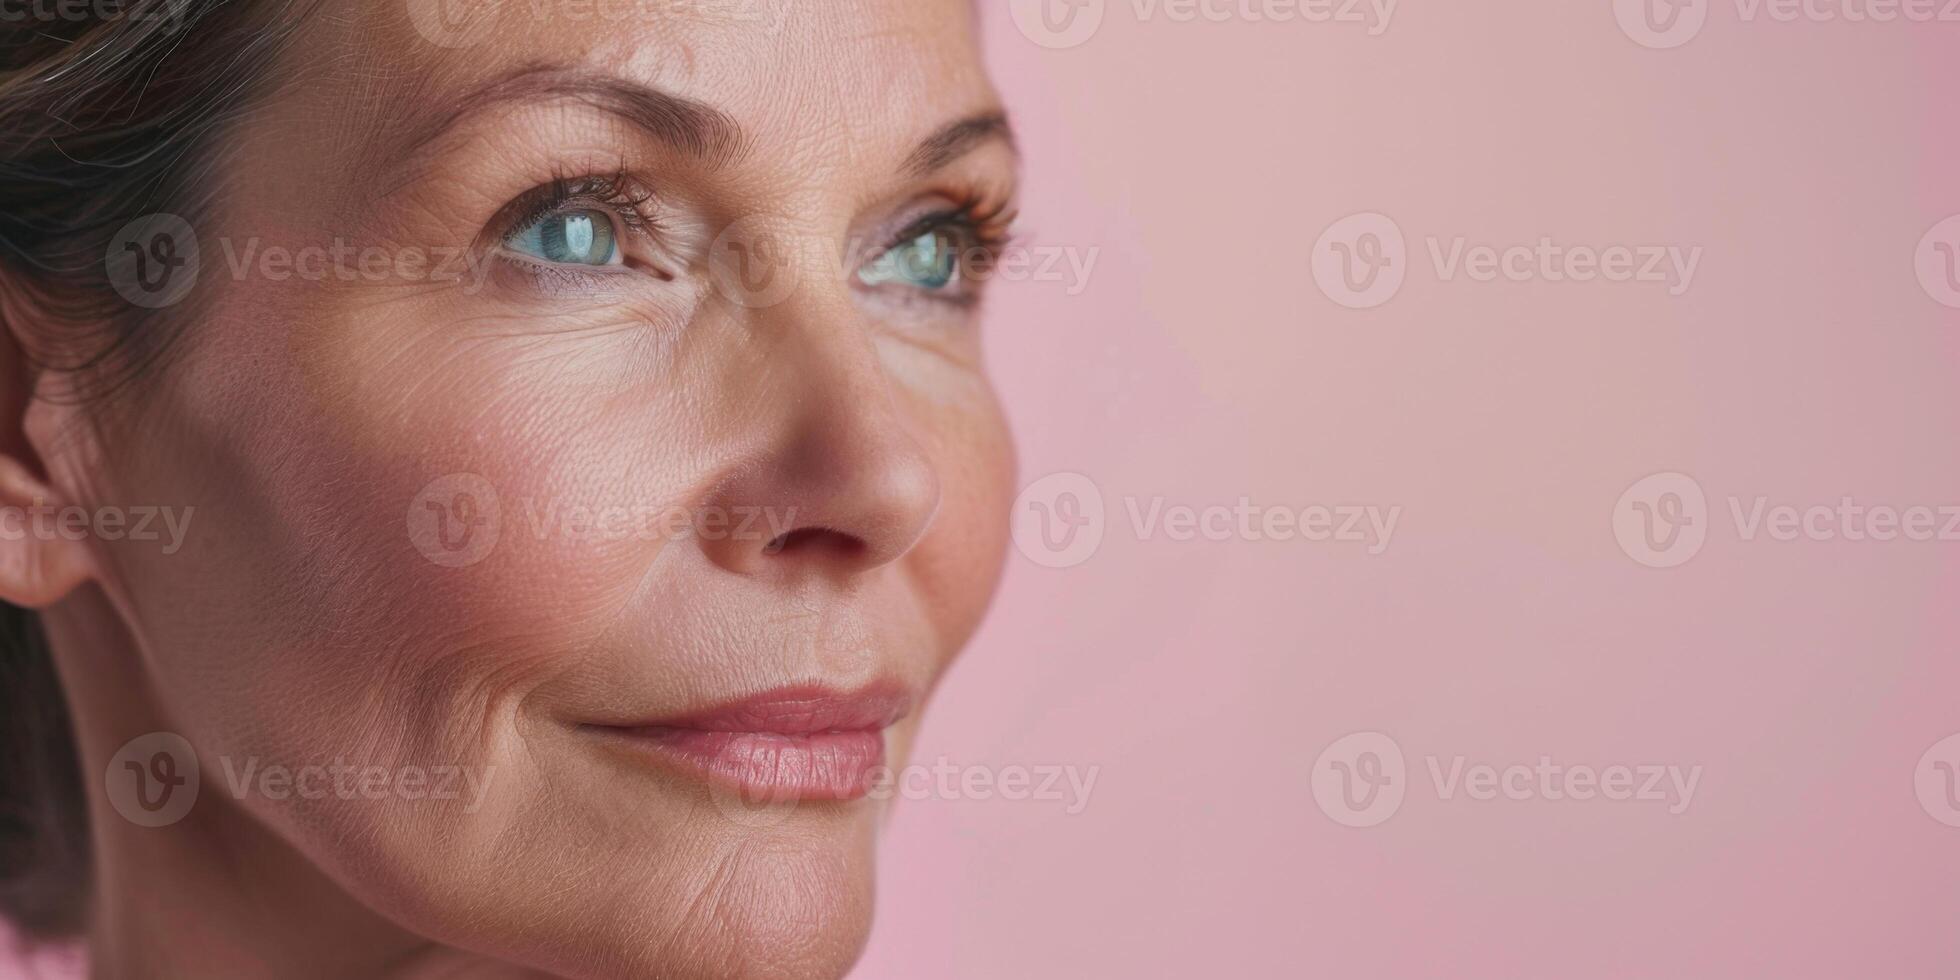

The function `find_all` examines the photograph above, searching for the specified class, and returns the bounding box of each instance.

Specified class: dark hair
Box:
[0,0,309,940]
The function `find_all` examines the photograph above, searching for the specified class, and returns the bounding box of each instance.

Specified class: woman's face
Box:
[59,1,1014,976]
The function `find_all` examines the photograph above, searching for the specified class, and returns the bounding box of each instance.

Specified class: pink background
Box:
[858,2,1960,979]
[12,1,1960,977]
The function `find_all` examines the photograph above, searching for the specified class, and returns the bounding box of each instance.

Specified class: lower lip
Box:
[606,727,888,801]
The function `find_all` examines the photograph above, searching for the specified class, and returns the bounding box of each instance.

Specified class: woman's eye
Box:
[858,227,960,291]
[506,209,619,266]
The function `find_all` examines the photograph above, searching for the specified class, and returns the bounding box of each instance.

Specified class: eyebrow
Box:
[902,111,1014,177]
[393,65,749,169]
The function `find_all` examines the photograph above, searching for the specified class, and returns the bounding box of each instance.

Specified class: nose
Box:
[694,307,941,582]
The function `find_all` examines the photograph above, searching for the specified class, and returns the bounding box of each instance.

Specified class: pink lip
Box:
[592,686,907,802]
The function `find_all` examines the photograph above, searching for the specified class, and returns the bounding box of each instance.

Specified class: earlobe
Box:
[0,452,94,608]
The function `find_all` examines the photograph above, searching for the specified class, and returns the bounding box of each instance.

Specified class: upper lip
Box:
[603,682,911,736]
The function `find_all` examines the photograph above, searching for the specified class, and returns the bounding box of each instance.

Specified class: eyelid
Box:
[496,173,656,244]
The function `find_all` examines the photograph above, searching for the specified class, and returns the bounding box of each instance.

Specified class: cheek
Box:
[907,379,1016,662]
[92,298,708,765]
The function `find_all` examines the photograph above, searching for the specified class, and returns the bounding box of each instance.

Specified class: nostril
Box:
[763,526,867,559]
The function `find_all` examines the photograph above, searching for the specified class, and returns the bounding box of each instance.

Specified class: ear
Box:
[0,292,97,609]
[0,453,95,607]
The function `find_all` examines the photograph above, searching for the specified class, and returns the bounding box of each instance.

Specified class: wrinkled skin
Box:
[0,1,1016,977]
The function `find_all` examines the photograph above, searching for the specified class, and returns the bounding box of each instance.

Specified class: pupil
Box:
[562,215,594,258]
[540,212,608,264]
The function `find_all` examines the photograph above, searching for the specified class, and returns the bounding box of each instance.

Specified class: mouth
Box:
[585,685,909,802]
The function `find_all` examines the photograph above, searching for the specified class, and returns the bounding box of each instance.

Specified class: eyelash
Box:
[894,195,1017,252]
[498,169,656,253]
[868,194,1019,306]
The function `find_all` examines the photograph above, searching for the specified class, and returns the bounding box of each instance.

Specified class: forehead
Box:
[312,0,995,168]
